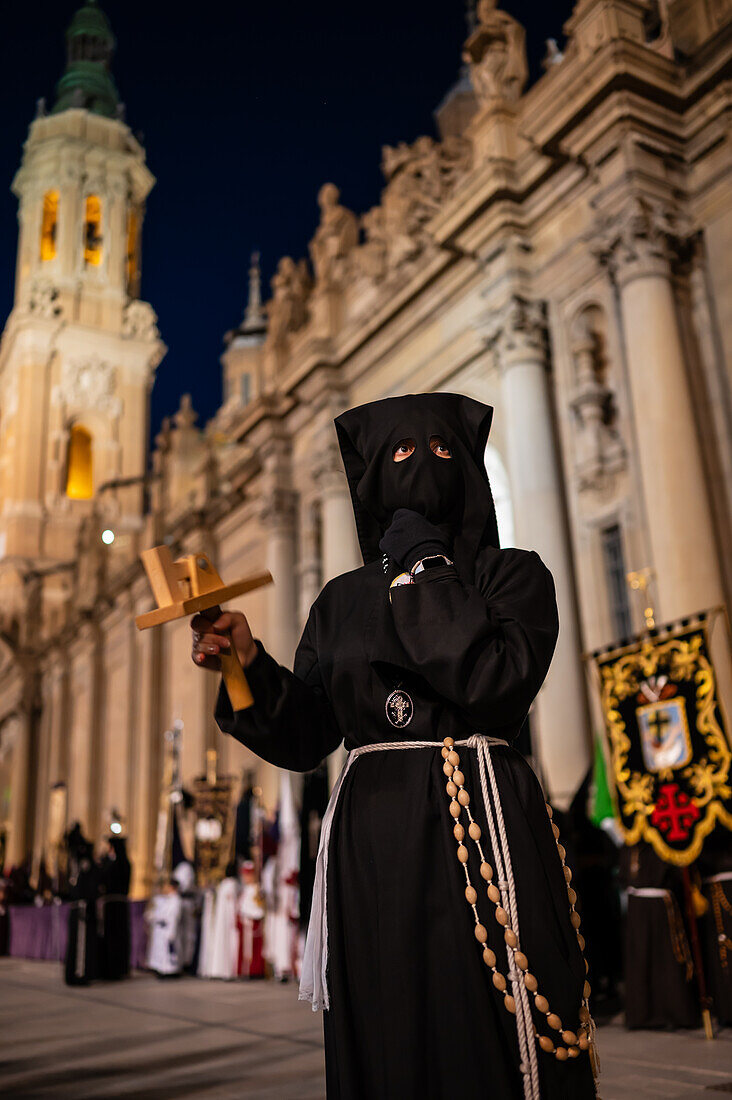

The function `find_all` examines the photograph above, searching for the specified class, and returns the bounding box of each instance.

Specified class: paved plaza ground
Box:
[1,958,731,1099]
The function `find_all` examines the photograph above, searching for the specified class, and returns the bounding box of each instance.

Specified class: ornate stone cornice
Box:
[478,294,548,368]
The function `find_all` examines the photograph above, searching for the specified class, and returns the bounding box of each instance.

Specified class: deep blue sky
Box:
[0,1,573,446]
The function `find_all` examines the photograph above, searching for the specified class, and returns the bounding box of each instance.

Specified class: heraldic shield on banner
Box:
[595,620,732,865]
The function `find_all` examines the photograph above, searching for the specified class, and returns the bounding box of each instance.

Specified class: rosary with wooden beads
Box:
[441,736,597,1070]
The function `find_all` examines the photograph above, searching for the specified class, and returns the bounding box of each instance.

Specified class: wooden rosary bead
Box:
[448,750,460,767]
[446,780,458,798]
[457,844,469,863]
[493,971,507,992]
[562,1031,578,1046]
[534,994,549,1014]
[495,907,509,926]
[504,994,516,1014]
[557,843,566,861]
[443,737,454,748]
[538,1035,554,1053]
[583,981,591,999]
[577,933,585,951]
[482,947,496,968]
[567,887,577,906]
[504,929,518,949]
[545,803,553,819]
[468,822,481,841]
[567,1047,580,1059]
[579,1035,590,1051]
[465,885,477,905]
[474,923,488,944]
[585,958,589,974]
[453,770,465,786]
[524,973,538,993]
[555,1047,568,1062]
[457,790,470,807]
[552,823,560,840]
[443,761,454,777]
[453,823,465,841]
[547,1013,562,1032]
[570,911,581,930]
[563,865,572,883]
[487,884,501,904]
[449,801,461,819]
[579,1005,590,1024]
[479,862,493,882]
[441,746,450,760]
[514,951,528,971]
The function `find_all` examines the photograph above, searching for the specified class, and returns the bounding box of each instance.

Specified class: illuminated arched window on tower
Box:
[40,190,59,261]
[65,425,94,499]
[126,207,140,297]
[83,195,103,266]
[484,443,515,548]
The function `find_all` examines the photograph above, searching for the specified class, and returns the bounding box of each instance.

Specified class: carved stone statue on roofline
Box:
[462,0,528,107]
[309,183,359,290]
[266,256,311,347]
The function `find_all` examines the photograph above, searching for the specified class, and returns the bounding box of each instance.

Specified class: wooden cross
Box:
[135,545,272,710]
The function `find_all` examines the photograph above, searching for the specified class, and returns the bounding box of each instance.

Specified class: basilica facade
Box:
[2,0,732,897]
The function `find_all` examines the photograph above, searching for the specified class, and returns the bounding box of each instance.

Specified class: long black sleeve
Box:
[214,606,343,771]
[387,548,559,731]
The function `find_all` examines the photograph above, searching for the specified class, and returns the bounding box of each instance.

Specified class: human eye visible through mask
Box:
[429,436,452,459]
[392,438,416,462]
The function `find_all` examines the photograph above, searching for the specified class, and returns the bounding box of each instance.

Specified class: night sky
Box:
[0,1,573,446]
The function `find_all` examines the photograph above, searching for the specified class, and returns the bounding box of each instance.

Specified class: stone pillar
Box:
[489,295,591,806]
[602,199,725,621]
[314,432,361,584]
[260,488,299,668]
[5,710,31,866]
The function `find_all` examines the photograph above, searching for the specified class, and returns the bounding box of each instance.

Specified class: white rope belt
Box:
[626,887,672,899]
[298,734,542,1100]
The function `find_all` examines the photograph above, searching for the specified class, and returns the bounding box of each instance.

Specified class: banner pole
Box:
[681,866,715,1040]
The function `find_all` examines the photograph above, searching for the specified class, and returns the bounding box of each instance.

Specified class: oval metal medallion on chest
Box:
[385,689,414,729]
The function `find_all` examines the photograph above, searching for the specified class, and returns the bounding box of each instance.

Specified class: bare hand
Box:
[190,606,258,671]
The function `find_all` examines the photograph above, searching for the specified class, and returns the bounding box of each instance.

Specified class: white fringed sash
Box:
[298,734,542,1100]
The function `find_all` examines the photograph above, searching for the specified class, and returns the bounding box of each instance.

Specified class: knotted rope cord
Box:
[470,735,541,1100]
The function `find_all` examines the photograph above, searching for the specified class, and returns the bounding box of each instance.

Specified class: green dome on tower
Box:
[52,1,120,118]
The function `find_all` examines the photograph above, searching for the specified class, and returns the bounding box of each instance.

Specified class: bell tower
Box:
[0,0,164,569]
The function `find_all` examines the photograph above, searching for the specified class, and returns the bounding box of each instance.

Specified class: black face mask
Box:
[361,431,463,530]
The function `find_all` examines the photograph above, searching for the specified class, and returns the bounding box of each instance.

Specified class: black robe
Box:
[619,844,699,1029]
[216,548,595,1098]
[64,856,100,986]
[98,844,131,981]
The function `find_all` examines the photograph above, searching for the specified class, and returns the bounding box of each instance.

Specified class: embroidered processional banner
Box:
[595,617,732,866]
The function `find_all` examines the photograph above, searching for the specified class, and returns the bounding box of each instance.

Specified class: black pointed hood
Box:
[334,392,500,581]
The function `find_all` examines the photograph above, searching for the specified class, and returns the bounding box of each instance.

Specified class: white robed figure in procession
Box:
[145,878,183,977]
[208,862,240,980]
[263,771,301,980]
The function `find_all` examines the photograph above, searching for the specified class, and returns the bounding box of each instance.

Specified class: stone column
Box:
[313,432,361,584]
[489,295,591,806]
[260,487,299,668]
[602,199,725,621]
[5,710,31,867]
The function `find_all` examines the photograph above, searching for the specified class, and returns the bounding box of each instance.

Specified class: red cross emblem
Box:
[650,783,701,843]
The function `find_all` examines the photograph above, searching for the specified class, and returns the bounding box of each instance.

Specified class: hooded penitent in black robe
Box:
[619,843,699,1029]
[98,836,132,981]
[215,394,596,1099]
[64,829,99,986]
